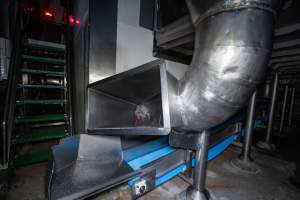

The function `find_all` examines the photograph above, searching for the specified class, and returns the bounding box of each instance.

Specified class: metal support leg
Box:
[0,168,8,191]
[231,91,260,174]
[288,87,296,127]
[257,73,278,151]
[186,130,210,200]
[243,91,257,162]
[264,80,271,98]
[279,84,289,134]
[266,73,279,142]
[187,150,194,178]
[1,122,9,192]
[1,122,6,166]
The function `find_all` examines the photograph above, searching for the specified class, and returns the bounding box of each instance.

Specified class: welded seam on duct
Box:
[191,1,279,26]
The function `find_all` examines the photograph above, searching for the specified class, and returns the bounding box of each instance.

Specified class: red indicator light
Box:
[44,11,53,17]
[75,19,80,25]
[68,15,80,26]
[69,15,75,25]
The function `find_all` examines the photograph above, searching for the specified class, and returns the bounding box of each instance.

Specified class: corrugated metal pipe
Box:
[179,0,280,130]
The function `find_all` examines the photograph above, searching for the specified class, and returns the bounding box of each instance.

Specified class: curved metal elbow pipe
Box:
[179,0,280,131]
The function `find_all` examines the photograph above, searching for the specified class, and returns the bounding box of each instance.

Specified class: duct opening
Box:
[86,61,171,136]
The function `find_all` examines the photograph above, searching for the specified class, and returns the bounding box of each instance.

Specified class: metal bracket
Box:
[131,170,156,199]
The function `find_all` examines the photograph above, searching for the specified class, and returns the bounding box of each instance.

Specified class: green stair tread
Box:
[22,55,65,65]
[18,84,66,89]
[15,114,66,124]
[16,99,67,105]
[20,69,65,77]
[24,39,65,52]
[11,149,50,167]
[15,130,67,144]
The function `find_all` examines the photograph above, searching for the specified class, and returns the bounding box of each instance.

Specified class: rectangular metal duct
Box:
[86,59,182,135]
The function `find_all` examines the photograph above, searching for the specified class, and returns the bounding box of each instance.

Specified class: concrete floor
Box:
[2,143,300,200]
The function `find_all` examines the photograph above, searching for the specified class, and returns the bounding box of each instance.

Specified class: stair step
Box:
[15,114,66,124]
[24,39,66,52]
[20,69,65,77]
[11,149,50,167]
[16,99,67,105]
[29,122,66,128]
[18,84,66,89]
[22,55,65,65]
[15,130,67,144]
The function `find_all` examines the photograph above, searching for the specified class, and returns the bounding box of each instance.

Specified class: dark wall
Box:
[139,0,154,30]
[276,0,300,29]
[0,0,10,38]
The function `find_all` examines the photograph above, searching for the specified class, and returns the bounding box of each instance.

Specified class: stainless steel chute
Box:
[87,0,280,134]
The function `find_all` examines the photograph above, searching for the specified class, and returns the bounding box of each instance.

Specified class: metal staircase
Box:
[10,38,70,167]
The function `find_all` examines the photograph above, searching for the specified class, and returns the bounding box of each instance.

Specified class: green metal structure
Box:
[10,38,70,166]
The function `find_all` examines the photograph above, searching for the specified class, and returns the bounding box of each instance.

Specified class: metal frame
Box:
[153,0,193,64]
[279,84,289,133]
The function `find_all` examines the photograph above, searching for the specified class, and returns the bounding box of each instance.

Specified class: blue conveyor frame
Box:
[124,109,265,187]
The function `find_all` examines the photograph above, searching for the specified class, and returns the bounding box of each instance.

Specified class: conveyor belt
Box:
[126,117,263,187]
[47,112,265,200]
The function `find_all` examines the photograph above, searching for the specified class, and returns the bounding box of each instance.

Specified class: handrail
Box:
[65,0,73,136]
[1,2,25,167]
